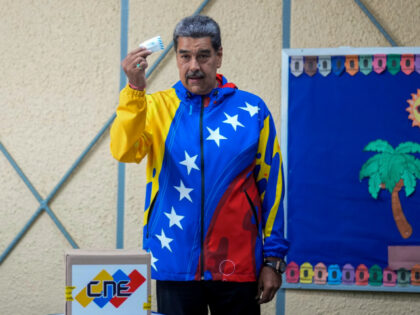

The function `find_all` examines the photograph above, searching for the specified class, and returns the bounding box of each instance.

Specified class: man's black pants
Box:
[156,280,261,315]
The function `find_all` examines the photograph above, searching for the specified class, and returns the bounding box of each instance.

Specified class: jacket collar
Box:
[173,74,237,106]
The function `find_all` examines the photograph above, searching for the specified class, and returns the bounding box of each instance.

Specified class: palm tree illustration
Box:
[359,139,420,239]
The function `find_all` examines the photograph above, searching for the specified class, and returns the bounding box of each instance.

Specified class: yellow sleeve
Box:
[110,85,153,163]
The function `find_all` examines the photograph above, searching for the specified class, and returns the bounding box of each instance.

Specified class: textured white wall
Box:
[291,0,420,48]
[0,0,121,314]
[1,0,420,314]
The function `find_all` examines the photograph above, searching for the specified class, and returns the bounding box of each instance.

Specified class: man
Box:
[111,15,288,315]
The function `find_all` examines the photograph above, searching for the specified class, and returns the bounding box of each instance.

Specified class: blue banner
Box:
[287,65,420,270]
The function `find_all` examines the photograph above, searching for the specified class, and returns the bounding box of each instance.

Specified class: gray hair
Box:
[173,15,221,52]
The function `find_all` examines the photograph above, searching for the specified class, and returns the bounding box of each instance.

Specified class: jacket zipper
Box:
[146,191,159,238]
[200,97,205,280]
[244,190,260,237]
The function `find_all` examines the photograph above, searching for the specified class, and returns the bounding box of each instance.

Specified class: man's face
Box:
[176,36,222,95]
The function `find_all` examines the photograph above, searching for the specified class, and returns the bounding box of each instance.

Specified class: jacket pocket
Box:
[244,190,260,237]
[146,191,159,238]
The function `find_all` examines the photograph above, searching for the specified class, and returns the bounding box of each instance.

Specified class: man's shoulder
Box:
[231,88,269,115]
[147,87,178,100]
[233,88,265,104]
[144,88,181,113]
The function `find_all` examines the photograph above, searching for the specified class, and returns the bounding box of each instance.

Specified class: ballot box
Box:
[65,249,151,315]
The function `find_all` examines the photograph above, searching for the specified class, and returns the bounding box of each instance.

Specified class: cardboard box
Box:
[65,249,151,315]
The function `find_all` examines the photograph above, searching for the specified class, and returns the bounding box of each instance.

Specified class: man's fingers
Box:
[122,48,152,69]
[258,289,271,304]
[128,46,152,56]
[257,287,277,304]
[134,51,153,61]
[134,59,148,71]
[255,273,264,300]
[255,285,263,300]
[129,48,153,60]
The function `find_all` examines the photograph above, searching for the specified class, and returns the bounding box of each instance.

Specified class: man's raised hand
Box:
[121,47,152,89]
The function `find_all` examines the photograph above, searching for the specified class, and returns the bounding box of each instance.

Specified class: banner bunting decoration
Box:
[401,54,415,75]
[359,55,373,75]
[304,56,317,76]
[290,54,420,77]
[345,55,359,76]
[318,56,331,77]
[414,55,420,74]
[373,54,387,74]
[332,56,345,76]
[290,56,304,77]
[300,262,314,284]
[327,265,342,285]
[342,264,355,285]
[387,54,401,75]
[285,262,420,287]
[314,262,328,284]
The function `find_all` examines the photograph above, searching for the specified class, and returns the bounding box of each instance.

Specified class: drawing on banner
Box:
[407,89,420,128]
[359,140,420,239]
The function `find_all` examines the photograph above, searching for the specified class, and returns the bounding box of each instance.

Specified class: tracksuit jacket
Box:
[110,75,288,282]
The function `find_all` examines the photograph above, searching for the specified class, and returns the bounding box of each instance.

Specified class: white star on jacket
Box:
[223,112,244,131]
[174,180,193,202]
[164,207,184,230]
[239,102,259,117]
[156,229,173,252]
[150,250,158,271]
[179,151,200,175]
[206,127,227,147]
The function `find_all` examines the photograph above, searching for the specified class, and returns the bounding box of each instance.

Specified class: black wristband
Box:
[263,259,286,274]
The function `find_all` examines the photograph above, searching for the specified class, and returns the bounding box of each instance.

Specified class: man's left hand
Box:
[255,265,282,304]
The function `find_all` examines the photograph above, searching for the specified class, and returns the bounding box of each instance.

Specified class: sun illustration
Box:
[406,89,420,128]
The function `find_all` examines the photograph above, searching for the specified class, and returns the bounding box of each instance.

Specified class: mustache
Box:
[186,71,205,79]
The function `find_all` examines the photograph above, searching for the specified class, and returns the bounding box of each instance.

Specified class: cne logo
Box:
[75,269,145,308]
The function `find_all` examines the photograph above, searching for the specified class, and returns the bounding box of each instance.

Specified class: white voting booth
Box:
[65,250,154,315]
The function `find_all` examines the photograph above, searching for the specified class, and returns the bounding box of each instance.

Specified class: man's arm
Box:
[110,47,152,163]
[255,107,289,303]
